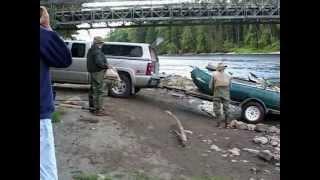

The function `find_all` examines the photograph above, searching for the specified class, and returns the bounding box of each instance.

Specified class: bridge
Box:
[42,1,280,29]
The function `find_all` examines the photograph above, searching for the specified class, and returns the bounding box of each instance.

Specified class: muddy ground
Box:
[53,87,280,180]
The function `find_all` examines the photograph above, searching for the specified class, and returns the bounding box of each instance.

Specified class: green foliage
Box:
[270,40,280,50]
[196,26,209,53]
[181,26,195,53]
[73,174,99,180]
[51,111,61,123]
[258,27,272,48]
[107,29,129,42]
[166,42,179,55]
[244,26,257,49]
[145,27,157,44]
[223,39,234,51]
[171,26,182,50]
[105,24,280,54]
[135,27,147,43]
[51,107,67,123]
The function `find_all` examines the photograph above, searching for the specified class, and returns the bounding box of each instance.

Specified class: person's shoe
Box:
[224,122,230,129]
[89,107,96,114]
[94,110,109,116]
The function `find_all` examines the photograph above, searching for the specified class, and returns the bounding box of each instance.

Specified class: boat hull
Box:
[191,67,280,112]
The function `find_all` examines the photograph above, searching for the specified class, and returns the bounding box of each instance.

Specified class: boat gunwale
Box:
[195,67,280,93]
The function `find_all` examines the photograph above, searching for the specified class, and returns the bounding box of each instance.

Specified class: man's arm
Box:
[40,27,72,68]
[94,51,109,69]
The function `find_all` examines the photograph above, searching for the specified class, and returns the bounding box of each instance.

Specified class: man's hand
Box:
[40,6,52,31]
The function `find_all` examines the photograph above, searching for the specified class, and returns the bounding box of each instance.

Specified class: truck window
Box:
[71,43,86,58]
[102,45,143,57]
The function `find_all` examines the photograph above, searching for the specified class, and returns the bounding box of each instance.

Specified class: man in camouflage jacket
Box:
[210,62,232,128]
[87,36,110,116]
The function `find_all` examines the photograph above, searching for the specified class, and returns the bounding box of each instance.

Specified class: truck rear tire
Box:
[109,73,131,98]
[241,101,266,124]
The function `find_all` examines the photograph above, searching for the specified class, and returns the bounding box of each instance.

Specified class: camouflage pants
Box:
[213,97,230,123]
[89,71,107,111]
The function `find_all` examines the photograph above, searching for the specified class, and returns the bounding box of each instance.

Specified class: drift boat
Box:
[191,66,280,123]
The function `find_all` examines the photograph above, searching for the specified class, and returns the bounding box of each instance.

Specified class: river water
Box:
[158,54,280,83]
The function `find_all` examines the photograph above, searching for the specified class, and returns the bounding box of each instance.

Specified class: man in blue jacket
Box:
[40,6,72,180]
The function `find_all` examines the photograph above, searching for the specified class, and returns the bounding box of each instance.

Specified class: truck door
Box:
[51,42,89,84]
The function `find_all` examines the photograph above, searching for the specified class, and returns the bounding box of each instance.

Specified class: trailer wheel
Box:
[241,101,265,124]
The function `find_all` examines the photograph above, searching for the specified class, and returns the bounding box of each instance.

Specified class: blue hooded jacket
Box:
[40,26,72,119]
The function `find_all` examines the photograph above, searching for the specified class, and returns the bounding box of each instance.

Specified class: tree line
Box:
[106,24,280,54]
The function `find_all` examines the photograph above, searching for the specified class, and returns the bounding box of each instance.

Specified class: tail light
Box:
[146,62,154,75]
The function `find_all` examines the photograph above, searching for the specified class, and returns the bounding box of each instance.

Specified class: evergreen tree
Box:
[105,23,280,54]
[107,29,129,42]
[196,26,209,53]
[171,26,182,53]
[244,25,257,49]
[145,27,157,44]
[134,27,147,43]
[166,42,179,54]
[258,25,272,48]
[181,26,194,53]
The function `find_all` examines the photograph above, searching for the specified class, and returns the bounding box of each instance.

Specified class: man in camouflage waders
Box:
[87,36,110,116]
[210,62,232,128]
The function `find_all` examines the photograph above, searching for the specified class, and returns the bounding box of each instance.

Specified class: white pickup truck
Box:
[51,40,161,97]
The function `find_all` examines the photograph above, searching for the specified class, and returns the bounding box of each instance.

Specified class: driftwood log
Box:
[53,83,90,90]
[165,110,188,147]
[55,99,87,101]
[55,103,92,110]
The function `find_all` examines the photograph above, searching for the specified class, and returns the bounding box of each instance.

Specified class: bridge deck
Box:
[45,2,280,29]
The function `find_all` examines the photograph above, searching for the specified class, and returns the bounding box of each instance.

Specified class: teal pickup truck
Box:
[191,67,280,123]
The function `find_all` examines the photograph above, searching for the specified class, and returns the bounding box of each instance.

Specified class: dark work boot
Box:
[224,122,230,129]
[215,114,222,128]
[94,109,110,116]
[224,116,230,129]
[89,107,96,114]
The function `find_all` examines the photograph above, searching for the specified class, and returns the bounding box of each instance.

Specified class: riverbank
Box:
[54,87,280,180]
[53,73,280,180]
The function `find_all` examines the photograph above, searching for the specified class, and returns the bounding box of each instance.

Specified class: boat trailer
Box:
[159,85,240,106]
